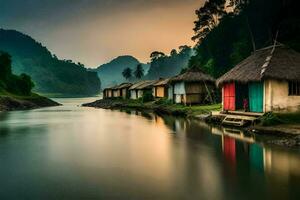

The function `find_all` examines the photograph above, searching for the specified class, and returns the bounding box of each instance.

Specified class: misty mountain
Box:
[0,29,101,96]
[91,56,150,88]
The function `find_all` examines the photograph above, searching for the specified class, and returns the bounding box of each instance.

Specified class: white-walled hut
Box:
[153,78,170,98]
[168,67,216,105]
[217,45,300,113]
[103,86,114,99]
[129,80,157,99]
[112,85,121,98]
[115,83,133,99]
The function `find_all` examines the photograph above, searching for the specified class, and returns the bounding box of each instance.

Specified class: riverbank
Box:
[83,98,300,147]
[82,98,221,117]
[0,93,60,111]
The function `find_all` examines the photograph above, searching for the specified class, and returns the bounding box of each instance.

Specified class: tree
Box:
[192,0,227,43]
[134,64,144,79]
[122,67,132,80]
[0,51,12,80]
[18,73,35,95]
[150,51,165,61]
[170,49,177,57]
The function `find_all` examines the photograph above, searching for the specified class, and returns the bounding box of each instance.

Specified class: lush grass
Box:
[259,112,300,126]
[107,98,221,116]
[276,112,300,124]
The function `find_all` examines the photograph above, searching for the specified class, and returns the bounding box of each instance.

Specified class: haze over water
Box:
[0,98,299,199]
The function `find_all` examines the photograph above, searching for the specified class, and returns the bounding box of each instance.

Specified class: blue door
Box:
[249,82,264,113]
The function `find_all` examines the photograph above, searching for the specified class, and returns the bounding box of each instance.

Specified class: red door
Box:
[223,83,235,111]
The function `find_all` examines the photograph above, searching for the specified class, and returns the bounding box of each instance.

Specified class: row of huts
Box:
[103,67,216,105]
[103,45,300,113]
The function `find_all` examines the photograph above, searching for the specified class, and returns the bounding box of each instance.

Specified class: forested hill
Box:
[189,0,300,78]
[91,56,150,88]
[0,29,101,96]
[145,45,193,80]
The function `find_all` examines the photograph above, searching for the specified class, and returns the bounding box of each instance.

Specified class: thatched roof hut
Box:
[129,80,157,90]
[115,83,133,90]
[170,67,215,84]
[129,80,157,99]
[217,45,300,113]
[153,78,170,98]
[154,78,170,86]
[168,67,216,104]
[217,45,300,87]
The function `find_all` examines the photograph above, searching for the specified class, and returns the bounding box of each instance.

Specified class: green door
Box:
[249,82,264,113]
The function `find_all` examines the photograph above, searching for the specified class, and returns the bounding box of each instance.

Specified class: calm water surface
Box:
[0,97,299,199]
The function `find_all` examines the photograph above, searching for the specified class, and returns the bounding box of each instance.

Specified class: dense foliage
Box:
[141,91,154,103]
[122,67,133,80]
[0,51,34,95]
[0,29,101,95]
[134,64,144,79]
[145,45,193,79]
[190,0,300,78]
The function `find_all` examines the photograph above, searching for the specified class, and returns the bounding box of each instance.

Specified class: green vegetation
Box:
[141,91,154,103]
[0,51,34,96]
[190,0,299,78]
[259,112,300,126]
[259,112,284,126]
[122,67,133,81]
[134,64,145,80]
[86,97,221,117]
[0,51,59,111]
[0,29,101,96]
[145,45,193,80]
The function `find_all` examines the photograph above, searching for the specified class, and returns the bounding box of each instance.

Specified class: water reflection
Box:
[0,99,299,199]
[152,114,300,199]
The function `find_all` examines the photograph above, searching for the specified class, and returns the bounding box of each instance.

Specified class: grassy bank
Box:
[0,91,60,111]
[82,98,221,117]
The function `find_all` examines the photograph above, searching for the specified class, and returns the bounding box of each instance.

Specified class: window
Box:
[288,81,300,96]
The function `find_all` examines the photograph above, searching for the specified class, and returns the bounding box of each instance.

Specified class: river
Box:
[0,97,299,199]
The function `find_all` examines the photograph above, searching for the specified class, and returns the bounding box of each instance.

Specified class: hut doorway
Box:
[249,82,264,113]
[235,84,249,110]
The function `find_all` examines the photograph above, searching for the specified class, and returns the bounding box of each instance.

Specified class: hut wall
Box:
[113,90,120,97]
[130,90,137,99]
[174,82,185,95]
[265,79,300,112]
[122,88,127,99]
[185,94,203,104]
[185,82,205,94]
[168,86,173,100]
[108,90,112,98]
[175,94,185,104]
[155,86,165,98]
[137,90,144,98]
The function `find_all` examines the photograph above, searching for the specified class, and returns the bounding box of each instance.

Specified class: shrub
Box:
[142,91,154,103]
[155,98,173,106]
[259,112,284,126]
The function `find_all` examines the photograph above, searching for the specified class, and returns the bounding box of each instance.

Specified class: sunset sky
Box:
[0,0,204,67]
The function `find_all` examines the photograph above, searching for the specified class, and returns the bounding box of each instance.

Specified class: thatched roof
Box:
[103,86,115,91]
[153,78,170,86]
[169,67,215,83]
[129,80,156,90]
[217,45,300,86]
[115,83,133,89]
[136,80,158,89]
